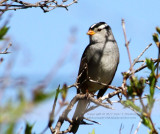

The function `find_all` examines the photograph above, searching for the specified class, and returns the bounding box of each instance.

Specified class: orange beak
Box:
[87,30,95,35]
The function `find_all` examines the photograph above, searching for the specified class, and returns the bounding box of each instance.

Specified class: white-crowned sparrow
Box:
[71,22,119,133]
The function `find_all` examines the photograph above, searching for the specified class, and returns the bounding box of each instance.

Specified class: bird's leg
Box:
[106,98,113,105]
[85,89,89,99]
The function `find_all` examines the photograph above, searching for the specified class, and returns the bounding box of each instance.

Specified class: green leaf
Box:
[0,26,9,40]
[146,58,156,112]
[121,100,142,113]
[156,27,160,34]
[33,90,55,103]
[89,129,95,134]
[149,76,156,98]
[127,76,145,97]
[146,59,155,72]
[61,83,68,101]
[142,116,153,130]
[6,123,15,134]
[25,122,34,134]
[147,95,155,112]
[152,33,159,43]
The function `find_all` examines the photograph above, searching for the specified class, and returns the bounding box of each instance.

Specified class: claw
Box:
[85,89,89,99]
[106,99,113,105]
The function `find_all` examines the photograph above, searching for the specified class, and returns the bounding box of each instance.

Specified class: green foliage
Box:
[0,26,9,40]
[0,88,56,134]
[146,59,157,113]
[61,83,68,101]
[123,58,158,134]
[0,90,26,124]
[121,100,142,113]
[142,116,153,130]
[89,129,95,134]
[25,122,35,134]
[33,89,55,103]
[6,123,15,134]
[127,76,145,97]
[152,33,159,43]
[156,27,160,35]
[146,59,156,72]
[153,26,160,48]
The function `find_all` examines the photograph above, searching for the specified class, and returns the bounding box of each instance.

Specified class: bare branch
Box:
[134,120,142,134]
[0,0,78,13]
[145,81,160,90]
[0,42,12,54]
[52,93,115,133]
[122,19,132,69]
[83,117,101,125]
[131,43,152,68]
[133,59,158,74]
[130,124,134,134]
[88,79,120,91]
[48,85,60,129]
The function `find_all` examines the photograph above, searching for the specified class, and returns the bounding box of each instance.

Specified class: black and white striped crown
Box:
[89,22,109,30]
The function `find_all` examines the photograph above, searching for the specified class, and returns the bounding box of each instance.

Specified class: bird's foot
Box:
[106,98,113,105]
[97,97,103,102]
[85,89,89,99]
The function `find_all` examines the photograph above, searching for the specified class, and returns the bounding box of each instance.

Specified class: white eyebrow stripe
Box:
[90,23,96,28]
[98,24,108,29]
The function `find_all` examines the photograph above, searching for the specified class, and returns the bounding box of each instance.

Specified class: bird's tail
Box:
[70,99,89,133]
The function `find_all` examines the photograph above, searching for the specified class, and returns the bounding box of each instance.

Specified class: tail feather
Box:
[70,99,89,133]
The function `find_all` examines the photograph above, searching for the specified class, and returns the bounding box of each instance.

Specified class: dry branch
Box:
[0,42,12,54]
[0,0,78,13]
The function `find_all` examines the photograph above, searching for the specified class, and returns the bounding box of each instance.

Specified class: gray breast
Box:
[85,42,119,92]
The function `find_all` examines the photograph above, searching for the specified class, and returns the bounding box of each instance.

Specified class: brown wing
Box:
[76,45,90,94]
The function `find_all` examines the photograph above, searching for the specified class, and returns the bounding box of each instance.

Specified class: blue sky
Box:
[1,0,160,133]
[2,0,159,78]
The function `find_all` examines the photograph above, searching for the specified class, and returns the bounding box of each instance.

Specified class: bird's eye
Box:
[97,28,102,32]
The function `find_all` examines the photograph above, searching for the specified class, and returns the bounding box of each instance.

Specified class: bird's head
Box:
[87,22,114,43]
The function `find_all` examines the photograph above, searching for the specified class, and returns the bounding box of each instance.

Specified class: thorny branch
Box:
[0,0,78,13]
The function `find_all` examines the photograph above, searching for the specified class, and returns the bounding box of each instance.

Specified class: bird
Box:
[70,22,119,133]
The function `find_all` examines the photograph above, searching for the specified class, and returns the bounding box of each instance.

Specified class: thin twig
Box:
[134,120,142,134]
[136,59,159,63]
[122,19,132,68]
[133,59,158,74]
[148,116,158,134]
[145,81,160,90]
[156,46,160,77]
[0,0,78,13]
[47,85,60,133]
[131,43,152,68]
[130,124,134,134]
[85,96,147,114]
[88,79,120,91]
[0,42,12,54]
[119,123,123,134]
[139,97,147,113]
[83,117,101,125]
[101,89,122,100]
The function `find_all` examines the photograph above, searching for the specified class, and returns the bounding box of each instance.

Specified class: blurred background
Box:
[0,0,160,134]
